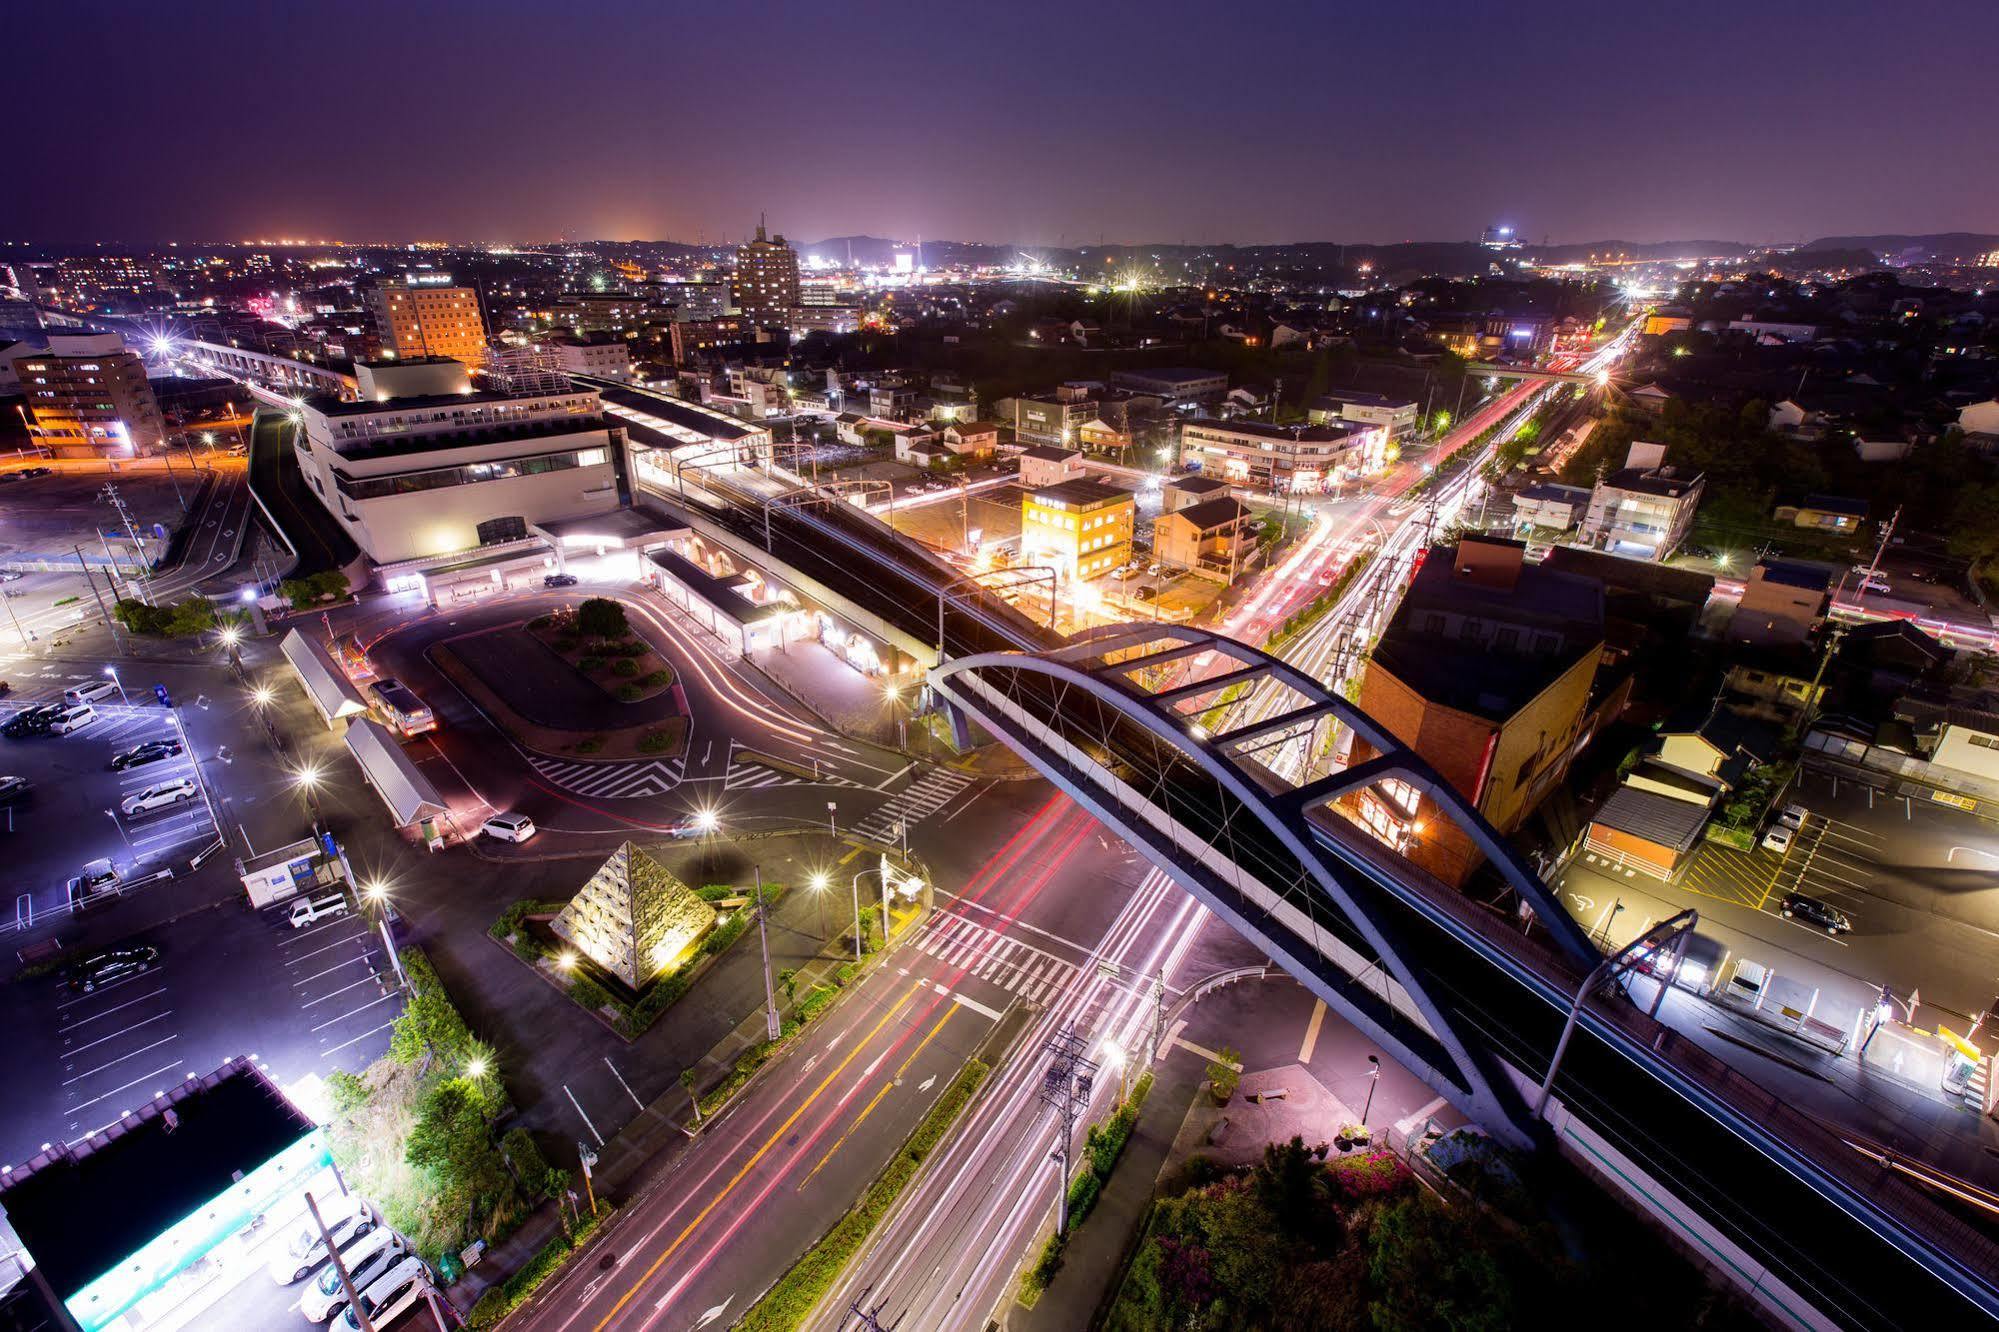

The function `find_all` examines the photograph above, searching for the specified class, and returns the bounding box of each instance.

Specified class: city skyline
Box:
[9,0,1996,247]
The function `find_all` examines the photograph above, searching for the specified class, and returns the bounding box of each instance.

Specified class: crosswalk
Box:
[852,768,973,843]
[527,754,685,799]
[723,757,865,791]
[913,910,1078,1007]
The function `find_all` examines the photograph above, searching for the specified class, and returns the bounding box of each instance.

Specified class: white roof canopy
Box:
[280,628,370,726]
[343,718,449,827]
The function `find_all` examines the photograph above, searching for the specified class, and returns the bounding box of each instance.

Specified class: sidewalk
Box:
[1011,1054,1203,1331]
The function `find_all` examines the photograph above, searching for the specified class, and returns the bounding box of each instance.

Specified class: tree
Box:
[1365,1193,1516,1332]
[777,967,799,1007]
[575,596,628,640]
[1206,1045,1241,1103]
[1253,1135,1331,1241]
[680,1067,702,1122]
[280,569,349,610]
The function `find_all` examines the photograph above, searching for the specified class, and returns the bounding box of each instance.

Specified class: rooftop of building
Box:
[1600,464,1704,498]
[0,1060,315,1301]
[1019,444,1082,462]
[1164,496,1253,531]
[324,414,610,465]
[307,387,591,419]
[1312,389,1419,410]
[1114,366,1225,384]
[1029,478,1130,509]
[355,354,461,369]
[1540,545,1716,605]
[594,384,765,442]
[1182,417,1363,443]
[1517,481,1595,503]
[1590,785,1711,854]
[1755,557,1837,593]
[1166,475,1231,494]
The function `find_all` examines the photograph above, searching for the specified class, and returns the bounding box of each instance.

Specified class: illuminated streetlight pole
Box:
[810,872,829,939]
[362,879,409,990]
[103,665,128,706]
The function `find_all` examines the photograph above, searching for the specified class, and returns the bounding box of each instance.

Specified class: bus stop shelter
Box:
[343,718,450,834]
[279,628,369,730]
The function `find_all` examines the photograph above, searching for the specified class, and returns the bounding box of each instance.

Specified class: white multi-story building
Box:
[1308,390,1420,441]
[293,358,621,565]
[1578,443,1704,562]
[1177,417,1388,494]
[549,333,632,382]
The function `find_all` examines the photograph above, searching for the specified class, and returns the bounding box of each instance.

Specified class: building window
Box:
[477,516,526,545]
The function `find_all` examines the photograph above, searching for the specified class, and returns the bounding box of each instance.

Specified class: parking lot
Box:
[0,885,403,1173]
[0,684,223,927]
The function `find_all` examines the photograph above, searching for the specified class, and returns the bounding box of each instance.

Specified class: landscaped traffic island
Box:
[528,597,675,703]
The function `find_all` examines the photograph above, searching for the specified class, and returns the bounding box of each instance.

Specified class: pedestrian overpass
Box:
[929,622,1999,1330]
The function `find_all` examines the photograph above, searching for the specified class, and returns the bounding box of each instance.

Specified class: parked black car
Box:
[3,705,64,738]
[111,740,184,771]
[64,945,159,992]
[1780,892,1851,935]
[543,573,579,588]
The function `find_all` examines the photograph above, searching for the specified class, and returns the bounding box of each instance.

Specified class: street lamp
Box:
[103,665,128,706]
[1101,1040,1127,1105]
[849,868,873,961]
[105,808,133,853]
[810,872,829,939]
[1361,1054,1381,1126]
[295,762,324,823]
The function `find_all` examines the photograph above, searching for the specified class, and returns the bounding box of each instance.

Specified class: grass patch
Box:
[737,1060,990,1331]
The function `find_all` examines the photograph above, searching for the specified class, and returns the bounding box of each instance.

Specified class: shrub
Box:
[612,658,639,678]
[616,683,642,701]
[573,737,603,753]
[575,597,627,639]
[578,655,605,672]
[500,1127,552,1190]
[557,634,581,652]
[834,961,858,987]
[637,728,675,752]
[1066,1167,1102,1224]
[641,670,670,688]
[526,614,553,631]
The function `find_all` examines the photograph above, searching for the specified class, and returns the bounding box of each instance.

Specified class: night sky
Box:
[11,0,1995,247]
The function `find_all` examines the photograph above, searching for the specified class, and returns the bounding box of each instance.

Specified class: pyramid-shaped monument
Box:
[551,841,717,989]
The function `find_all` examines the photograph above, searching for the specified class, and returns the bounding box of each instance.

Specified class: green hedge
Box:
[1019,1070,1155,1303]
[466,1202,615,1328]
[736,1060,990,1331]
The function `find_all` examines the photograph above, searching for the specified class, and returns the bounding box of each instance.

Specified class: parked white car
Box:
[49,703,97,734]
[121,777,198,817]
[63,680,119,705]
[481,812,537,843]
[268,1196,374,1284]
[1761,824,1794,855]
[335,1255,431,1331]
[300,1228,406,1323]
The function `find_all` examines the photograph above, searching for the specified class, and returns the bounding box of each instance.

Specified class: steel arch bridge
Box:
[929,620,1602,1147]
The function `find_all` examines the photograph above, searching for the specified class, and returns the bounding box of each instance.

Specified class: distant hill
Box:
[1800,233,1999,261]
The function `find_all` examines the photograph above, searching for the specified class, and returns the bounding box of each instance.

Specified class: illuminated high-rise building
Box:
[365,274,487,368]
[732,218,800,325]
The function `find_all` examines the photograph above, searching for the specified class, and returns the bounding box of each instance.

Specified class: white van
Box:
[289,893,351,929]
[336,1255,430,1332]
[64,681,119,705]
[300,1228,406,1323]
[50,704,97,734]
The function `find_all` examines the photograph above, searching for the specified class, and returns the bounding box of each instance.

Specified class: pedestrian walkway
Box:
[722,756,865,792]
[526,753,684,799]
[913,910,1078,1006]
[852,767,973,843]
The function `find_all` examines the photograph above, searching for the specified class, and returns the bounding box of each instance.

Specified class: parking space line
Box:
[278,915,364,948]
[63,1035,178,1086]
[68,1061,183,1112]
[63,1010,171,1056]
[310,991,397,1033]
[282,930,370,966]
[291,957,371,987]
[300,974,382,1008]
[56,978,159,1014]
[321,1020,397,1058]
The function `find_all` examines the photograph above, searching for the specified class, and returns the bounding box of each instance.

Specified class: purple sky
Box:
[10,0,1995,247]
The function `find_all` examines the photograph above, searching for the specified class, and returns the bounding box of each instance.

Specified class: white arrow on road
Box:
[692,1294,735,1326]
[917,1074,936,1092]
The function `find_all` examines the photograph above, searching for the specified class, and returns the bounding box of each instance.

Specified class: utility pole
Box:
[101,482,151,604]
[754,868,780,1041]
[73,544,118,634]
[1038,1026,1099,1237]
[305,1192,375,1332]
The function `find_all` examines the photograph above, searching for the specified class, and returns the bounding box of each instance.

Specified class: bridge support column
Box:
[939,698,976,753]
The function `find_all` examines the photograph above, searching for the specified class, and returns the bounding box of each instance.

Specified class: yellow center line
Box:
[591,985,919,1330]
[800,1005,958,1191]
[838,845,863,866]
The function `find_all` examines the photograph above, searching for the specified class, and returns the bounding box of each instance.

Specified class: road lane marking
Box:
[589,985,919,1332]
[803,1005,958,1190]
[310,991,398,1032]
[937,986,1002,1021]
[1299,999,1327,1064]
[320,1020,398,1058]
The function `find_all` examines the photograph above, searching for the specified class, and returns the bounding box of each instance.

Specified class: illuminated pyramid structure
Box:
[550,841,718,990]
